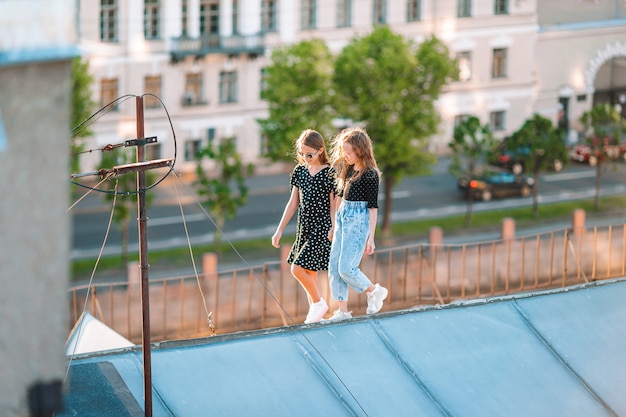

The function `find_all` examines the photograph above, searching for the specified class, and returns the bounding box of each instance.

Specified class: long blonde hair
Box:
[295,129,329,165]
[330,127,380,194]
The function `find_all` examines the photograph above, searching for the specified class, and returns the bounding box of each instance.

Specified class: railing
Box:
[68,223,626,344]
[170,33,265,59]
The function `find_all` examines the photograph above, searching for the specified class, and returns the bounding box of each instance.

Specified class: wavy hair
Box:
[330,127,380,194]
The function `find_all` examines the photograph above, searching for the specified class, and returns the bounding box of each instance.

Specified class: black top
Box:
[340,166,379,209]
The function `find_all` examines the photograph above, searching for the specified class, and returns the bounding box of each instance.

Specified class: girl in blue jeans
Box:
[324,127,388,322]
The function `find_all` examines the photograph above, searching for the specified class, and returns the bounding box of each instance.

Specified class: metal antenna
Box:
[133,96,154,417]
[70,96,173,416]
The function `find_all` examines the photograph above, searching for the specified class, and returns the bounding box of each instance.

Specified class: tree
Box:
[579,103,626,209]
[258,39,336,161]
[70,57,95,175]
[98,148,156,274]
[506,114,568,218]
[194,138,254,252]
[449,116,497,226]
[333,27,458,236]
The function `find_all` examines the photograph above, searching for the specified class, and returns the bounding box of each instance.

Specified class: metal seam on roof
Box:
[370,320,453,416]
[511,298,619,416]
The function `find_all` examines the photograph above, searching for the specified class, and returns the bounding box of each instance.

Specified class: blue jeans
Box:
[328,200,372,301]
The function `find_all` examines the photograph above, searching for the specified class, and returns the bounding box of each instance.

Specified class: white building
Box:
[76,0,626,174]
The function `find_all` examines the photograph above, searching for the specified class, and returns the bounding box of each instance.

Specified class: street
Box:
[70,158,626,260]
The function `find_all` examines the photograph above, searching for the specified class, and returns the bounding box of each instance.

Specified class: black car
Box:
[457,170,534,201]
[492,143,563,175]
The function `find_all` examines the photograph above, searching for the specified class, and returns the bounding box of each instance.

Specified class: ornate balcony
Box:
[171,33,265,60]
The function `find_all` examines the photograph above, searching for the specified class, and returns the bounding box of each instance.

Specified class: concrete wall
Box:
[0,1,76,415]
[0,60,73,417]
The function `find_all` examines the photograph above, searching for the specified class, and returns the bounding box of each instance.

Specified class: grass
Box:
[71,195,626,282]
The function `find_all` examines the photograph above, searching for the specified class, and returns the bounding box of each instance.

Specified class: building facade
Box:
[76,0,626,175]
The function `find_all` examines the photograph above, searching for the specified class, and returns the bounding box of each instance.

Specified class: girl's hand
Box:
[328,227,334,242]
[271,231,281,248]
[364,236,375,255]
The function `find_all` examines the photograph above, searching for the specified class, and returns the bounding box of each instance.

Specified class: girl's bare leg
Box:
[291,264,322,304]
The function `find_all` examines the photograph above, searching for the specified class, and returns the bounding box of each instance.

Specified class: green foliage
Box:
[333,28,457,185]
[449,116,497,226]
[579,103,626,143]
[99,149,155,226]
[578,103,626,209]
[258,39,336,161]
[507,114,568,174]
[505,114,568,217]
[256,26,458,236]
[70,58,96,174]
[194,137,254,251]
[333,26,457,235]
[97,148,157,268]
[449,116,497,177]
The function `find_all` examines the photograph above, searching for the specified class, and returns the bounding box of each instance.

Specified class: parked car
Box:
[457,169,534,201]
[568,143,597,166]
[492,143,563,174]
[569,138,626,166]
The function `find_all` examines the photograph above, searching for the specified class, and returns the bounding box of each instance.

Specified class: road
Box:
[70,159,626,260]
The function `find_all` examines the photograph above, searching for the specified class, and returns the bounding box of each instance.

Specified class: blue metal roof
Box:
[60,278,626,417]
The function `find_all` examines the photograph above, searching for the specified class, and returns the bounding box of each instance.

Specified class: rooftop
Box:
[61,277,626,417]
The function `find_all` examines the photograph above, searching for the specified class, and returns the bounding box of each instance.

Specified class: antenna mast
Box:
[70,96,175,416]
[135,96,153,417]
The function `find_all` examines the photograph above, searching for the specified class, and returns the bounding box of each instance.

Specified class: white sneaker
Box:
[366,284,388,314]
[304,298,329,324]
[321,309,352,323]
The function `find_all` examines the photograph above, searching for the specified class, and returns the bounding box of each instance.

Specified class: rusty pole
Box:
[135,96,153,417]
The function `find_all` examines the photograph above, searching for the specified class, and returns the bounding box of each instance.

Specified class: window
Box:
[260,132,270,155]
[494,0,508,15]
[558,97,569,131]
[457,51,472,82]
[184,139,202,161]
[144,75,162,108]
[492,48,507,79]
[261,0,278,32]
[406,0,421,22]
[490,111,506,131]
[576,94,587,102]
[181,0,188,36]
[232,0,238,34]
[454,114,471,129]
[207,128,216,145]
[259,68,268,99]
[200,0,219,35]
[101,78,119,111]
[457,0,471,17]
[146,143,162,161]
[100,0,118,42]
[183,73,203,106]
[373,0,387,24]
[301,0,317,30]
[220,71,238,104]
[144,0,160,40]
[337,0,352,27]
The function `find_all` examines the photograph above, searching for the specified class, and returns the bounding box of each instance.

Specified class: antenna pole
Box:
[136,96,153,417]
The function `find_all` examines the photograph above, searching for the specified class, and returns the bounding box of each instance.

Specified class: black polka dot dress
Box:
[287,164,335,271]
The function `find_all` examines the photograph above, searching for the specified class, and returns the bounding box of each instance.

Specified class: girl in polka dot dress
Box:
[272,129,335,324]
